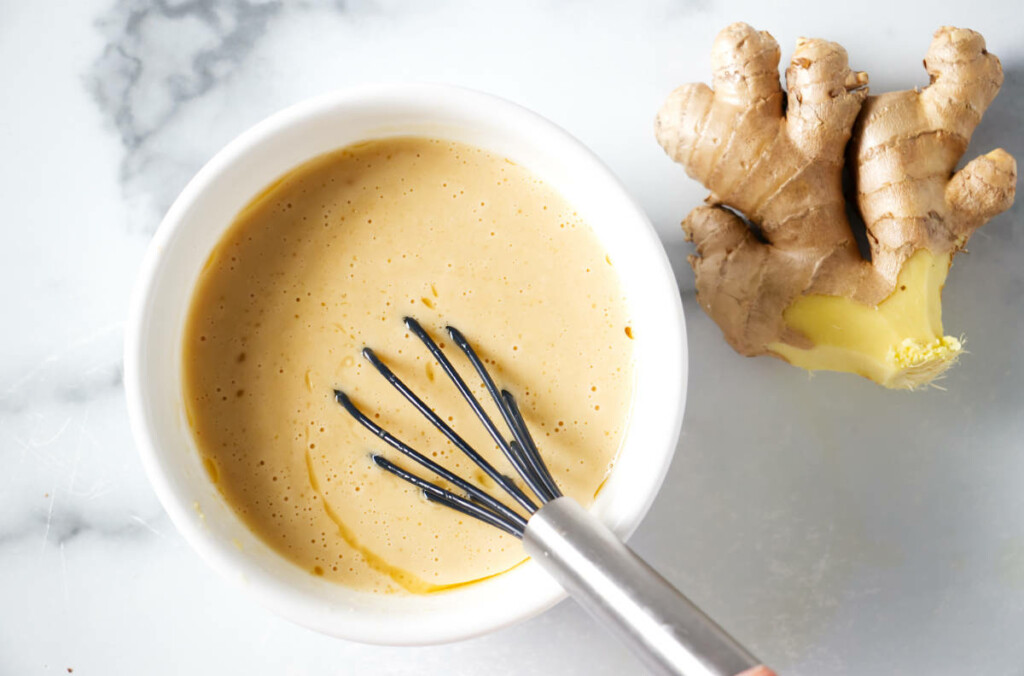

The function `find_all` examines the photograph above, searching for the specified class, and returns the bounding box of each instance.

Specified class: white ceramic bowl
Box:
[124,84,687,645]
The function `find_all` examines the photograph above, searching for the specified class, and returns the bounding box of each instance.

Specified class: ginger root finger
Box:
[946,149,1017,239]
[656,22,867,258]
[853,26,1012,279]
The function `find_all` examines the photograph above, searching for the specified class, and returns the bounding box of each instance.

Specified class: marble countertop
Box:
[3,1,1022,673]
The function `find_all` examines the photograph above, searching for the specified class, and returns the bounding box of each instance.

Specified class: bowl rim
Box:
[123,83,687,645]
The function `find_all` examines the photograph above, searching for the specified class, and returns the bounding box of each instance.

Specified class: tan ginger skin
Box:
[655,23,1016,388]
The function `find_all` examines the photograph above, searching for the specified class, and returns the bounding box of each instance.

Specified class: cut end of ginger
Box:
[887,336,963,388]
[768,250,962,389]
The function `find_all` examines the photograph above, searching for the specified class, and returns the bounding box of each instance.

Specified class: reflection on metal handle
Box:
[523,497,764,676]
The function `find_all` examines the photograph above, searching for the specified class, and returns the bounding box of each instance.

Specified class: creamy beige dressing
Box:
[183,137,634,593]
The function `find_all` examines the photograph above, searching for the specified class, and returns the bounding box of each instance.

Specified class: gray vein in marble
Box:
[86,0,351,229]
[0,324,124,415]
[90,0,283,150]
[0,362,122,416]
[0,508,171,550]
[0,319,159,564]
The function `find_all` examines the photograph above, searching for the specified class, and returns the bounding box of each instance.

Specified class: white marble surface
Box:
[2,1,1023,673]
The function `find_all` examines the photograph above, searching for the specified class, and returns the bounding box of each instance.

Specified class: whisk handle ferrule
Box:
[523,497,768,676]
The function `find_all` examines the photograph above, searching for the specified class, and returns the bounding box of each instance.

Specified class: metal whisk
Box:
[334,317,771,676]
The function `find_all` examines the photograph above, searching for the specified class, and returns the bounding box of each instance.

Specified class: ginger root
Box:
[655,23,1016,389]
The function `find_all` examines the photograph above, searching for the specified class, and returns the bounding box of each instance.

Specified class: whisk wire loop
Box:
[501,390,562,501]
[403,318,544,503]
[334,389,528,530]
[360,346,536,512]
[444,325,560,502]
[335,319,564,538]
[370,455,525,537]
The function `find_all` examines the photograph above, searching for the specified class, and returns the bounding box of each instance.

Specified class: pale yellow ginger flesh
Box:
[769,249,961,389]
[654,23,1016,389]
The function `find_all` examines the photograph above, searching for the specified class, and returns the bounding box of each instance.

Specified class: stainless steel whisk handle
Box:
[523,497,771,676]
[340,324,772,674]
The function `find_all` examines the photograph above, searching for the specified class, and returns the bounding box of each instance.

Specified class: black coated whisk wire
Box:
[358,346,535,513]
[404,318,555,503]
[334,391,528,533]
[369,455,524,538]
[445,325,562,503]
[334,317,562,539]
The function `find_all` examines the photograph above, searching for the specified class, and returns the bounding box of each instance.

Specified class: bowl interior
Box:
[125,84,687,645]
